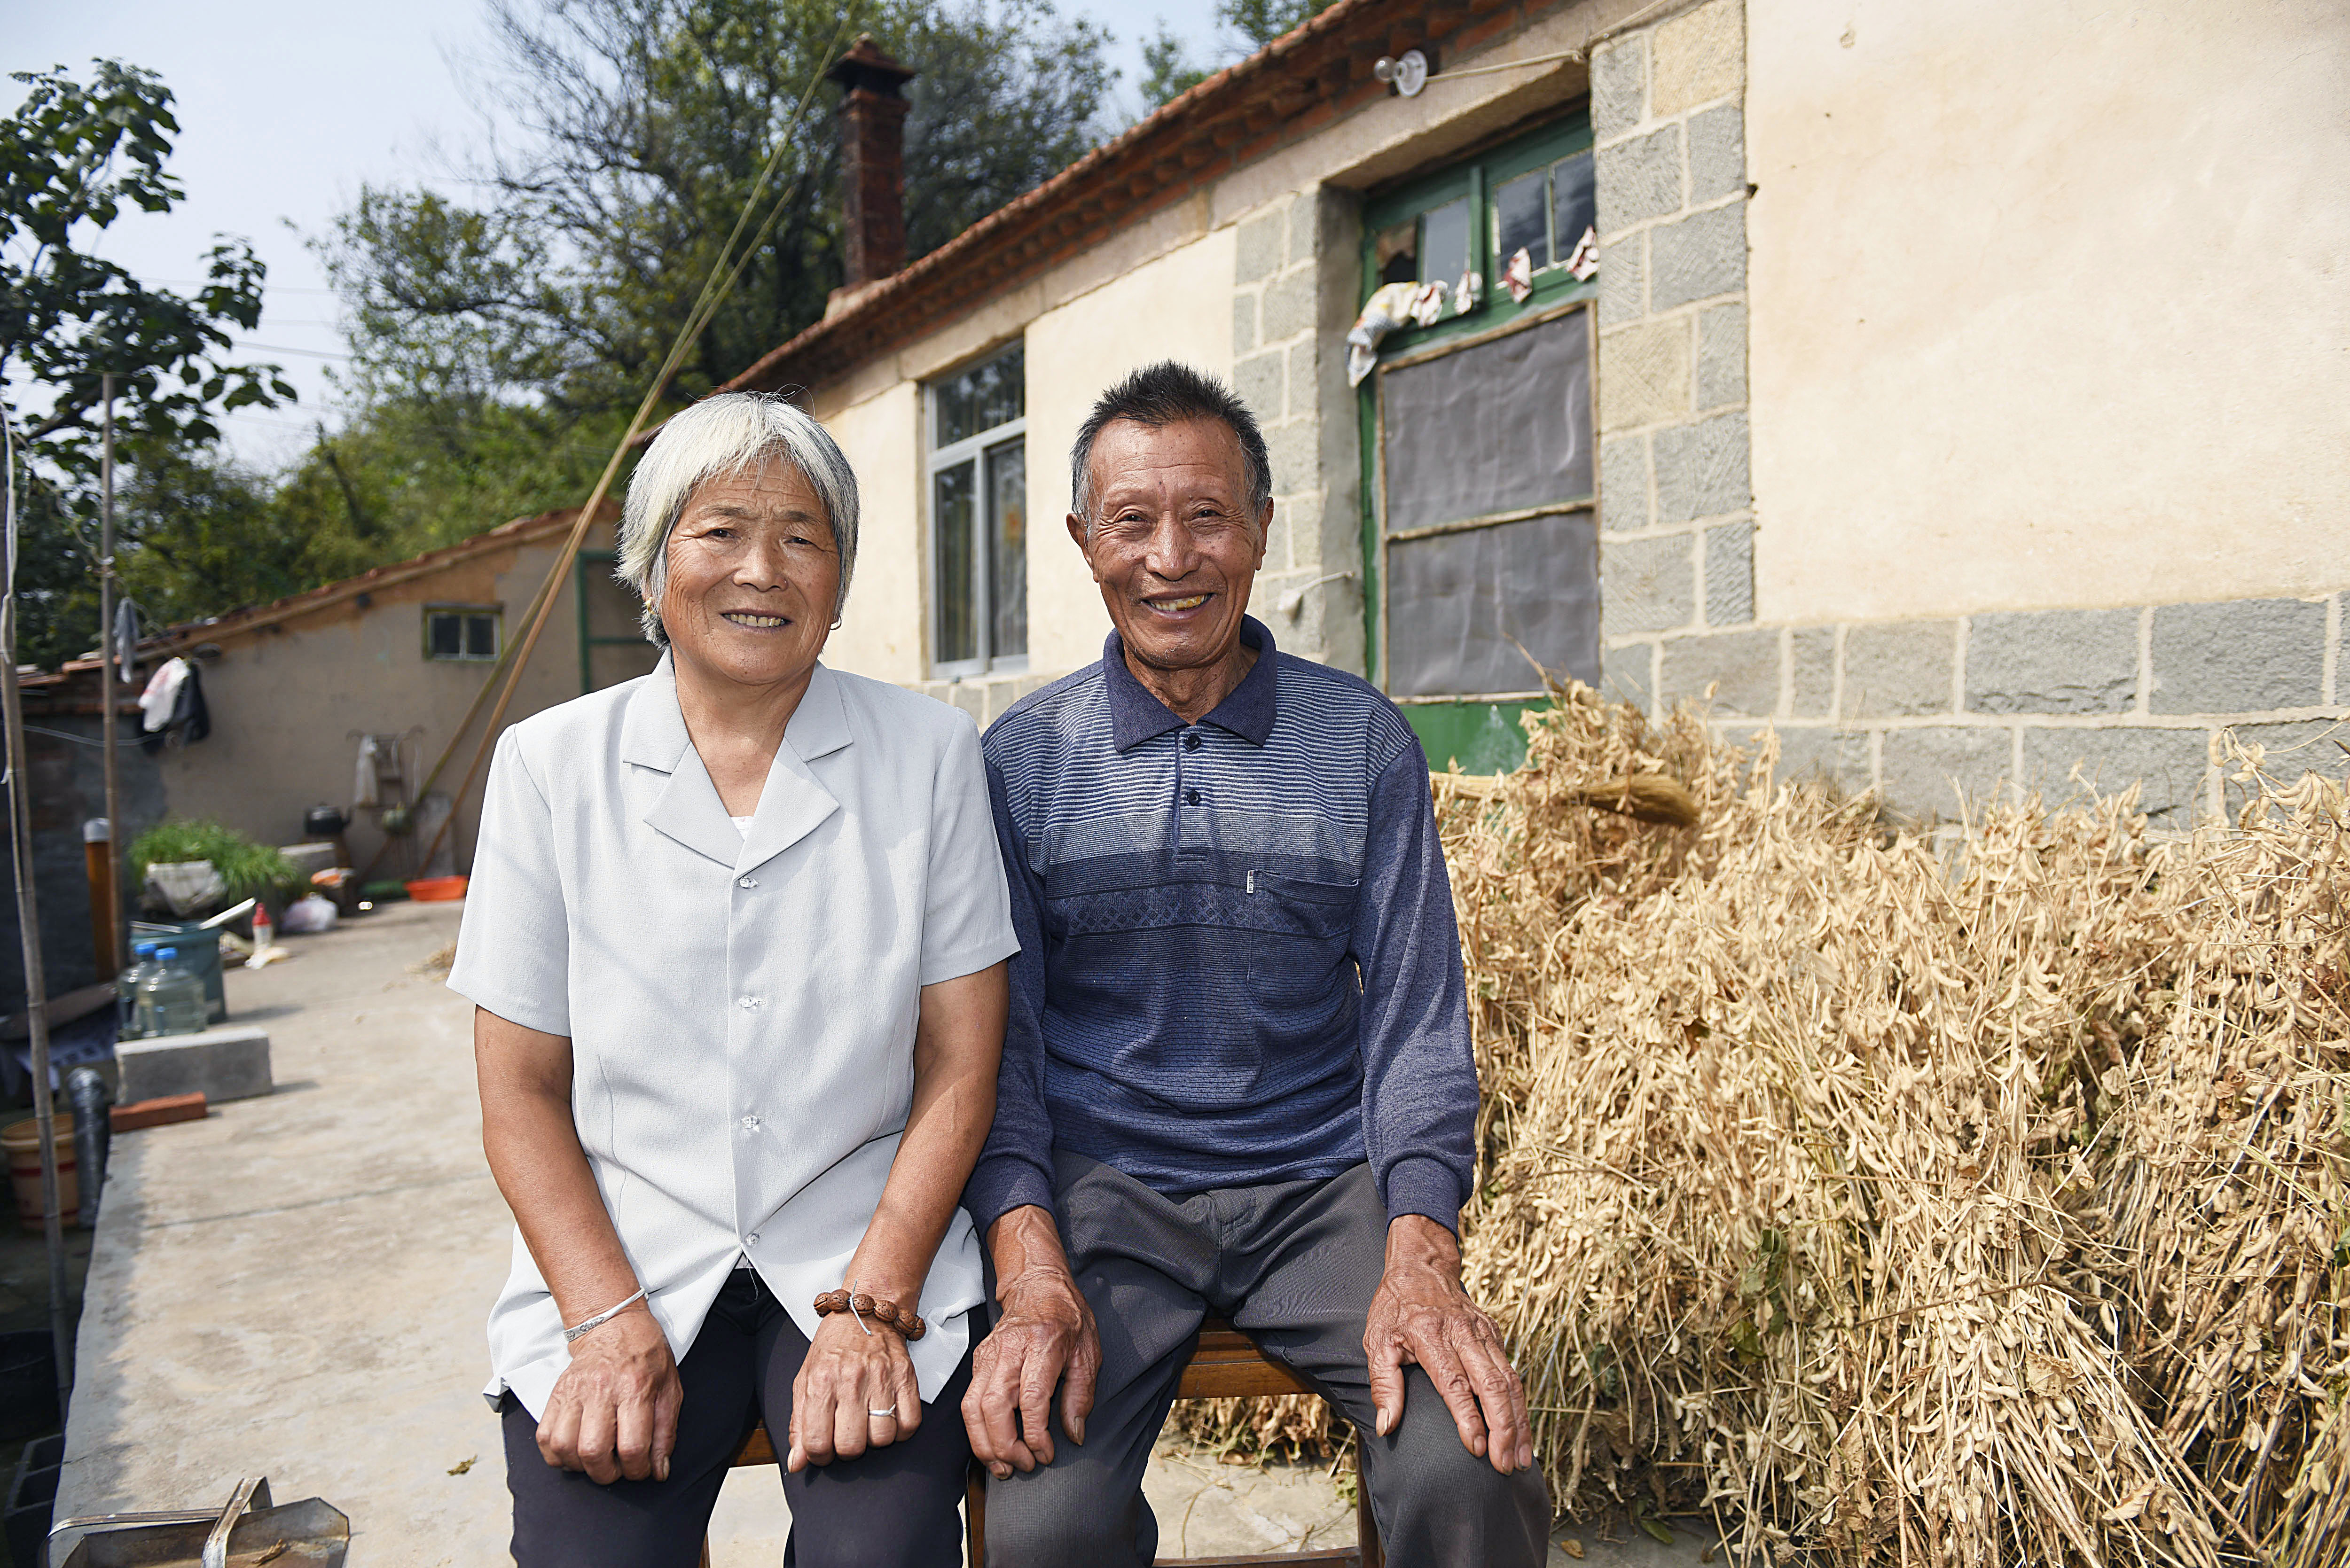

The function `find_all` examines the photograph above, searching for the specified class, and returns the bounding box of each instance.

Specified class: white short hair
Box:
[615,392,860,645]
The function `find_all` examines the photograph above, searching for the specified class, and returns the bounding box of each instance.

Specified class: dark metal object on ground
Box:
[5,1431,63,1566]
[66,1067,111,1224]
[52,1475,350,1567]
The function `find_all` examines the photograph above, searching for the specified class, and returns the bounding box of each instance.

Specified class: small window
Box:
[424,604,502,662]
[928,344,1027,677]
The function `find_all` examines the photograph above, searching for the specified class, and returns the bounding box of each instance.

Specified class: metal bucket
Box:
[52,1477,348,1567]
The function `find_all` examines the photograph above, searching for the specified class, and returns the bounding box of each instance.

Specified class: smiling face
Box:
[658,453,841,693]
[1069,417,1269,679]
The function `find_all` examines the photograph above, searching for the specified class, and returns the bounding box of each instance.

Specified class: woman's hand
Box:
[536,1304,683,1484]
[788,1310,922,1471]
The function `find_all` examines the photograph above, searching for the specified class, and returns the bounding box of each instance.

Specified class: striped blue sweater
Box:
[964,617,1478,1235]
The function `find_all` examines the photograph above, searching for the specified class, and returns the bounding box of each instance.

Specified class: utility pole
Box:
[97,374,123,975]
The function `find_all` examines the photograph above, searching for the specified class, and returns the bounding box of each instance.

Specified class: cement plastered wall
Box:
[1745,0,2350,624]
[152,531,655,876]
[1598,0,2348,817]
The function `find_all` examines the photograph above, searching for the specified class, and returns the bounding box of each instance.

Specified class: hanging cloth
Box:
[112,598,141,683]
[140,663,209,755]
[353,734,383,809]
[138,657,189,733]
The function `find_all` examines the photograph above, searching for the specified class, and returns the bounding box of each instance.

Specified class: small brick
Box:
[1966,608,2140,715]
[949,683,986,724]
[1705,521,1754,625]
[1651,202,1746,311]
[1590,37,1646,140]
[1696,302,1747,409]
[1790,627,1836,717]
[1597,124,1684,236]
[1844,621,1956,718]
[116,1025,273,1106]
[1289,194,1319,265]
[1660,628,1778,718]
[1232,293,1258,356]
[1602,642,1656,712]
[1598,235,1645,327]
[1598,317,1692,431]
[2151,598,2327,714]
[1599,436,1650,533]
[1260,269,1316,341]
[1878,726,2012,820]
[110,1092,206,1133]
[1232,350,1284,425]
[1686,103,1746,203]
[1286,340,1318,419]
[1656,411,1750,523]
[1652,0,1745,116]
[2021,726,2211,821]
[1601,532,1696,635]
[1263,419,1317,494]
[1774,725,1870,792]
[1235,209,1284,284]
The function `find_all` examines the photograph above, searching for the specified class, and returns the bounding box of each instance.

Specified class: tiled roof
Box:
[724,0,1547,398]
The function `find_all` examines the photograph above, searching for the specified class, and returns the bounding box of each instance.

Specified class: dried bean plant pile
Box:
[1174,690,2350,1568]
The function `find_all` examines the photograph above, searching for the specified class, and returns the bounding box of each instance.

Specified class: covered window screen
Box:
[929,344,1027,675]
[1379,308,1598,698]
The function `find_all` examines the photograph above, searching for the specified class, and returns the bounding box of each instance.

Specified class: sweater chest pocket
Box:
[1242,872,1359,940]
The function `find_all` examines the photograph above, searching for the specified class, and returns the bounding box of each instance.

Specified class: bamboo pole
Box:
[97,373,122,975]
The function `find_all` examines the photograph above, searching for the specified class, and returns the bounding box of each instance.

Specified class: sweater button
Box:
[1184,788,1200,805]
[1183,732,1201,751]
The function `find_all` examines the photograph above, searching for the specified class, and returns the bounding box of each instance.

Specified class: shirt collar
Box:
[1103,616,1278,751]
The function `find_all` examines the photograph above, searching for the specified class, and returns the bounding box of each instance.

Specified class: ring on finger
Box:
[869,1404,899,1419]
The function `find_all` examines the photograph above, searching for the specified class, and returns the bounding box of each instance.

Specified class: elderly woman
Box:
[449,392,1016,1566]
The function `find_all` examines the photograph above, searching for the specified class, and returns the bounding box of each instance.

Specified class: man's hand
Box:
[963,1205,1100,1479]
[536,1304,682,1484]
[1363,1214,1533,1475]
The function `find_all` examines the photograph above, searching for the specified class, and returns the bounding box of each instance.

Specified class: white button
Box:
[746,1232,760,1246]
[738,876,757,889]
[738,996,761,1010]
[741,1114,760,1131]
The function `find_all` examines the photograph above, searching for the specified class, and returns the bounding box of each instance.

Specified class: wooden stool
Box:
[705,1320,1382,1568]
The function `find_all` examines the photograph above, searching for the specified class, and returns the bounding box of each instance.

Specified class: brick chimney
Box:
[828,35,917,293]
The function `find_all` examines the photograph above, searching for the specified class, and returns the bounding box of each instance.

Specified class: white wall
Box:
[822,380,926,684]
[1747,0,2350,624]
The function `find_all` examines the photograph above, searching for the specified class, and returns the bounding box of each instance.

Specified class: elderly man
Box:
[960,361,1550,1565]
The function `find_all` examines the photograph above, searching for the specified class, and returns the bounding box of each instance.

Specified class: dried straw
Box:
[1171,690,2350,1566]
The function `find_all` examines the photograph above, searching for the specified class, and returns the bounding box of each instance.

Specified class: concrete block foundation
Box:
[116,1026,273,1107]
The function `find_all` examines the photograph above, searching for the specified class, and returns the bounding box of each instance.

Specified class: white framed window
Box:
[928,343,1027,677]
[423,603,502,662]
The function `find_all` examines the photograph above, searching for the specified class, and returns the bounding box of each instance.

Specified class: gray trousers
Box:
[981,1155,1549,1568]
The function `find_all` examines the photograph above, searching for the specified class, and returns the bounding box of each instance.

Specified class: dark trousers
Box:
[980,1155,1550,1568]
[502,1270,975,1568]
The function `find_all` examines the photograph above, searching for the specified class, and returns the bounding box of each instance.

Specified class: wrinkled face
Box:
[659,454,841,690]
[1069,417,1269,678]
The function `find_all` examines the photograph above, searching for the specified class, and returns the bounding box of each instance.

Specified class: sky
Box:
[6,0,1244,467]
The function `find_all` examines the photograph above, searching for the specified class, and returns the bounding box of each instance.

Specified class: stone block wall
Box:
[1590,0,1755,710]
[1649,594,2348,821]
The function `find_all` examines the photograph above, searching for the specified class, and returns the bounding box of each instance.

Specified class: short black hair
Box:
[1068,360,1273,525]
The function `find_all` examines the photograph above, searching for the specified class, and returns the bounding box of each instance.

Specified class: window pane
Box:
[1550,153,1597,262]
[935,345,1025,447]
[426,613,461,659]
[1386,511,1600,697]
[986,440,1027,661]
[1419,197,1471,287]
[1494,171,1550,270]
[1373,218,1418,287]
[1380,308,1593,531]
[934,461,978,664]
[465,615,498,659]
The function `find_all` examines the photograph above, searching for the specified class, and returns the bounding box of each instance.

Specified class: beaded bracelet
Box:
[814,1287,927,1341]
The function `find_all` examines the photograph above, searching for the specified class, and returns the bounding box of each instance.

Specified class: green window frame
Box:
[1356,114,1599,773]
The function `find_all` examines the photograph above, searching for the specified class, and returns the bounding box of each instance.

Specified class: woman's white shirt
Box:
[448,655,1018,1417]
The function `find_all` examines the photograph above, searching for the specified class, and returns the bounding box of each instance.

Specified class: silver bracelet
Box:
[562,1286,647,1343]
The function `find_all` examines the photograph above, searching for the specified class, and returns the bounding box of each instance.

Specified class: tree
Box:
[0,61,296,668]
[1137,0,1336,112]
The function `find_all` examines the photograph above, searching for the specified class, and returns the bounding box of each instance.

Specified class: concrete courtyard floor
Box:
[55,897,1711,1565]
